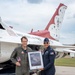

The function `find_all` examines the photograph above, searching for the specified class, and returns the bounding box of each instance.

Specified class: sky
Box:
[0,0,75,44]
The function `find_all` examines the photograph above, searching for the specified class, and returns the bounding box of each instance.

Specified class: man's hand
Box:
[16,62,21,66]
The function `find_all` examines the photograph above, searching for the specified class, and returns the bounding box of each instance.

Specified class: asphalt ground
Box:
[0,66,75,75]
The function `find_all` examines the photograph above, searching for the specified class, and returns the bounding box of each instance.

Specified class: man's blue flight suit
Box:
[41,46,56,75]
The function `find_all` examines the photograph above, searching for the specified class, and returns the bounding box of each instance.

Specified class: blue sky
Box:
[0,0,75,44]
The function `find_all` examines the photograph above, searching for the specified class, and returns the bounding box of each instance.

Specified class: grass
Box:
[55,58,75,67]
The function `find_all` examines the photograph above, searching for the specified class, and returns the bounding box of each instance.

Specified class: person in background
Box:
[10,36,32,75]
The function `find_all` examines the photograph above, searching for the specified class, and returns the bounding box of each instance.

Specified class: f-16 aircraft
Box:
[0,3,75,69]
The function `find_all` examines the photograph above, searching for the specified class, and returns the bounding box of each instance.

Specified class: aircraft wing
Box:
[52,45,75,53]
[51,45,75,50]
[63,49,75,53]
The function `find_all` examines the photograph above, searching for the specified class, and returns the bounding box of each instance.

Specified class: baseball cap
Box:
[44,38,49,42]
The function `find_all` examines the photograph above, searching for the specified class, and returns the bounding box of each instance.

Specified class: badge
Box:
[45,51,48,54]
[50,52,54,55]
[17,57,21,62]
[21,51,24,54]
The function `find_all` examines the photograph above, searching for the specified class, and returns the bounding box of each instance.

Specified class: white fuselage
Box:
[0,29,63,63]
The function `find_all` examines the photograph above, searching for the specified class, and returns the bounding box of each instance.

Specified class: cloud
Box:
[27,0,43,4]
[44,0,75,5]
[0,0,54,32]
[73,14,75,18]
[60,32,75,44]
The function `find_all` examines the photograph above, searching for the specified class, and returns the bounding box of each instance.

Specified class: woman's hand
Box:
[39,68,44,71]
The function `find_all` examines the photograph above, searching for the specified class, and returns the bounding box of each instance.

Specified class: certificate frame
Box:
[28,51,44,70]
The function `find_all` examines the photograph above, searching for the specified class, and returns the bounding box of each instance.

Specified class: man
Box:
[10,36,32,75]
[40,38,56,75]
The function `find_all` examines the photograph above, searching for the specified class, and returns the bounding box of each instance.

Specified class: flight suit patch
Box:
[50,52,54,55]
[45,51,48,54]
[21,51,24,54]
[17,57,21,62]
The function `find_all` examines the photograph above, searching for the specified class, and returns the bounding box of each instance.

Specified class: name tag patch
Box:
[50,52,54,55]
[45,51,48,54]
[21,51,24,54]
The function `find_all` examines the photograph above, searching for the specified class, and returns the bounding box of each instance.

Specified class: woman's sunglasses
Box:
[44,42,49,44]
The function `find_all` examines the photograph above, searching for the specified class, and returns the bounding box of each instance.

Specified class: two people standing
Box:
[10,36,55,75]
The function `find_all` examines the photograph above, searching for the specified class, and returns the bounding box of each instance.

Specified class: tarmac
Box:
[0,66,75,75]
[55,66,75,75]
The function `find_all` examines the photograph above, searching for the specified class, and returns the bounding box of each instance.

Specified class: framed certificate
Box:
[28,51,44,70]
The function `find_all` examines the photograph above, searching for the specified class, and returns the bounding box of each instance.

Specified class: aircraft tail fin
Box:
[45,3,67,41]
